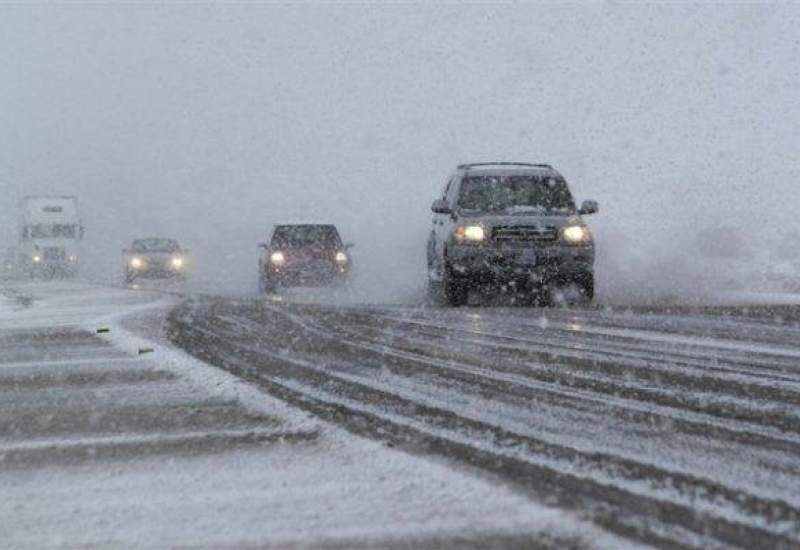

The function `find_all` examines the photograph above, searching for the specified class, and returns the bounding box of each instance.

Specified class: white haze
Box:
[1,4,798,304]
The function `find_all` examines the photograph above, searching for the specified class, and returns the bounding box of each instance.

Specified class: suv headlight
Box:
[270,251,286,266]
[561,224,592,244]
[453,224,486,244]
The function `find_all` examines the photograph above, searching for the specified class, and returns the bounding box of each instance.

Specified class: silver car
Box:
[427,163,598,306]
[123,238,189,284]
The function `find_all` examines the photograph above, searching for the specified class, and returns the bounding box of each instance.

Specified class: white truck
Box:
[16,196,84,278]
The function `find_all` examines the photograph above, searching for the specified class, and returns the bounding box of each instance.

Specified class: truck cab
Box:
[18,196,83,278]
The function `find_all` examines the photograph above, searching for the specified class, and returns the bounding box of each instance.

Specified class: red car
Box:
[258,224,353,293]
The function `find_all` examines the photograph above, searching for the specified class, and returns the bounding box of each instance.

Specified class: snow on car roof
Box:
[273,222,337,226]
[132,237,180,244]
[461,166,561,177]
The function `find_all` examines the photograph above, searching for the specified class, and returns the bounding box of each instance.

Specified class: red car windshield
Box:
[271,225,342,248]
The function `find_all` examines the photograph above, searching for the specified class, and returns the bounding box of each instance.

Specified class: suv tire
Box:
[443,265,469,307]
[426,277,441,303]
[577,272,594,301]
[545,274,594,307]
[260,275,276,294]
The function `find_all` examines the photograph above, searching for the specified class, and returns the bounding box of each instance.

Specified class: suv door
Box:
[427,178,452,279]
[441,174,461,258]
[430,175,460,274]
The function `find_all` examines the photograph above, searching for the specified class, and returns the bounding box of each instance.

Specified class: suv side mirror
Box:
[579,200,599,215]
[258,243,269,249]
[344,243,355,250]
[431,199,452,214]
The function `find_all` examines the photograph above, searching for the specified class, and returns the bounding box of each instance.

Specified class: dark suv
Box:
[259,224,353,292]
[427,163,598,306]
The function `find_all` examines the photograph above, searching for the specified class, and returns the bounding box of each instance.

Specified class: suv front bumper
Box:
[446,243,593,284]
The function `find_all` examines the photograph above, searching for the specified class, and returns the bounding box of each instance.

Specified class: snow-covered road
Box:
[169,294,800,549]
[0,282,622,549]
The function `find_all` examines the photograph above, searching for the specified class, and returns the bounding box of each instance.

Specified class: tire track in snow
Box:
[169,297,800,549]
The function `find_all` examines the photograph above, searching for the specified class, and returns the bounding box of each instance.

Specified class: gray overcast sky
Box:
[2,3,798,298]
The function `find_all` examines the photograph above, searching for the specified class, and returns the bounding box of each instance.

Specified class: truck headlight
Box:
[335,251,348,264]
[171,256,184,269]
[270,251,286,266]
[68,255,78,263]
[130,257,143,269]
[562,225,591,244]
[453,225,486,244]
[32,255,41,263]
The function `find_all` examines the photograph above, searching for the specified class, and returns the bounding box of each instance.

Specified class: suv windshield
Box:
[458,175,575,215]
[271,225,342,248]
[131,239,181,252]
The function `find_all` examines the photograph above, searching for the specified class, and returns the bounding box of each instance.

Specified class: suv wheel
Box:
[426,263,442,301]
[575,272,594,301]
[443,265,469,307]
[426,277,440,302]
[545,274,594,307]
[259,275,276,294]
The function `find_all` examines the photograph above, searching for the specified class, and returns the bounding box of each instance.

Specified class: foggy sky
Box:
[2,4,798,301]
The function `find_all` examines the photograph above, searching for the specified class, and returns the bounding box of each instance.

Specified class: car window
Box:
[132,239,181,252]
[445,176,460,205]
[457,175,575,214]
[271,225,342,248]
[442,177,454,200]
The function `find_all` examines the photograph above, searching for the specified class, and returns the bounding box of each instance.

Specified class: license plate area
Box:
[515,249,538,266]
[293,259,332,272]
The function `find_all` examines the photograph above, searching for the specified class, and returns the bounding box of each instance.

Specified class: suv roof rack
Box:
[457,162,553,170]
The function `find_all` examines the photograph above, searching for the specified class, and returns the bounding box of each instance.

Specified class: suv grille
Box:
[492,225,557,242]
[43,247,66,261]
